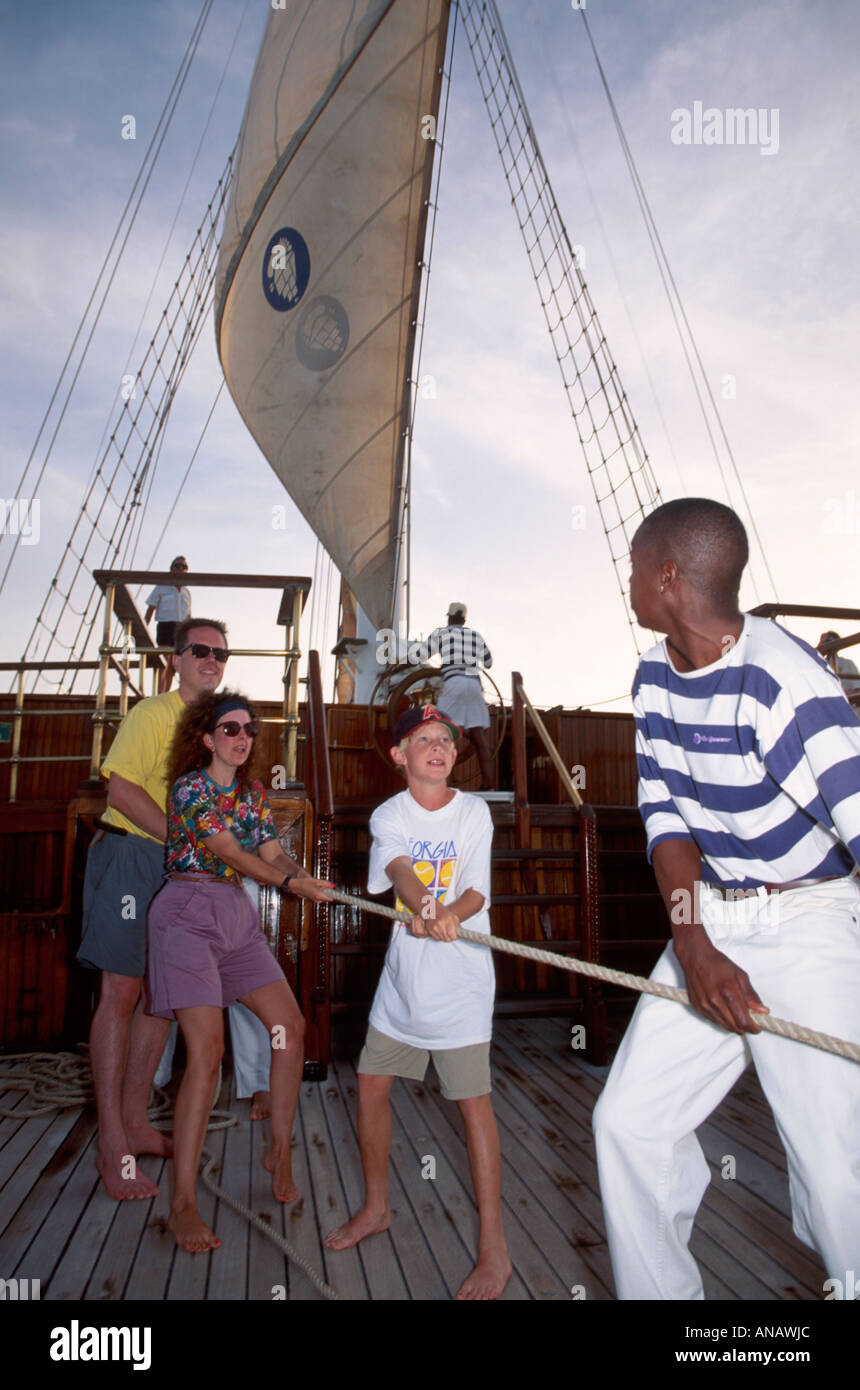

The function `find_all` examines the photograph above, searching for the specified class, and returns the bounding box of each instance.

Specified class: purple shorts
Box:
[146,878,284,1020]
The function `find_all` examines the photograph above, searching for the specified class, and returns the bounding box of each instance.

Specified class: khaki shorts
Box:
[358,1024,491,1100]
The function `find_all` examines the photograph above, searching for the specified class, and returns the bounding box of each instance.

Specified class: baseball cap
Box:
[392,704,461,744]
[447,601,466,620]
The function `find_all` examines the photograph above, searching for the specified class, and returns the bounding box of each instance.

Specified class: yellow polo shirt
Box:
[101,690,186,841]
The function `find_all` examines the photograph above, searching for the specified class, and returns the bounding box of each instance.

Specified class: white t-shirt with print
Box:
[367,788,495,1049]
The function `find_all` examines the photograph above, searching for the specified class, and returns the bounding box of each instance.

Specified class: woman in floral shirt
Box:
[147,689,331,1254]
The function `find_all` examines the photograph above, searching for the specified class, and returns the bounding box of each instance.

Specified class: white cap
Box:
[447,601,467,620]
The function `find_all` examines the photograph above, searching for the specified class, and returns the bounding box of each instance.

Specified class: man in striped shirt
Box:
[593,498,860,1300]
[422,603,495,789]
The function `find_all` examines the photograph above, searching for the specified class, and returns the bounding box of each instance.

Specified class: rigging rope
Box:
[14,165,232,697]
[460,0,661,653]
[0,0,216,601]
[575,7,779,607]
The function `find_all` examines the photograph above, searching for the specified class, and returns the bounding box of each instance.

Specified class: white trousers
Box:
[593,877,860,1300]
[152,879,273,1097]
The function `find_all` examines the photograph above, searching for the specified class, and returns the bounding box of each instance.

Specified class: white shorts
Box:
[440,674,490,730]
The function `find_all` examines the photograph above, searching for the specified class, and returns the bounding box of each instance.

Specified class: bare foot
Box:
[456,1248,512,1300]
[249,1090,271,1121]
[263,1144,300,1203]
[125,1123,173,1158]
[168,1206,221,1253]
[96,1147,160,1201]
[324,1206,390,1250]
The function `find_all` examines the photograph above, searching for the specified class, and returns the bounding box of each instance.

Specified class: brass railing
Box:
[0,569,311,800]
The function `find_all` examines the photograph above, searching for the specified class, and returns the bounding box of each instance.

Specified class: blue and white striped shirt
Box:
[420,625,492,679]
[633,616,860,889]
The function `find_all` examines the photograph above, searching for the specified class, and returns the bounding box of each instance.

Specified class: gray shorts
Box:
[77,831,166,978]
[146,878,284,1020]
[358,1024,491,1100]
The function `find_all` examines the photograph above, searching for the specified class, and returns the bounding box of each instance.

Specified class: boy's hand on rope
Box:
[675,933,769,1034]
[409,896,460,942]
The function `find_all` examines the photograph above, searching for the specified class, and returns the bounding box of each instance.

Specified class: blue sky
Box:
[2,0,859,710]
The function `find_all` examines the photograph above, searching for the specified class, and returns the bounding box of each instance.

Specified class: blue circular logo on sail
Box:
[295,295,350,372]
[262,228,310,311]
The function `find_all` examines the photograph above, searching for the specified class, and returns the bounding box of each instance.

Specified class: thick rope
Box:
[0,1048,236,1127]
[199,1152,340,1302]
[323,888,860,1064]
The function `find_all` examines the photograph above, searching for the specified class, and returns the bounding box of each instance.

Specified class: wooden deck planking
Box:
[276,1098,337,1301]
[297,1076,369,1299]
[386,1067,539,1299]
[398,1062,580,1299]
[244,1119,292,1302]
[205,1117,253,1300]
[0,1019,828,1301]
[85,1159,169,1302]
[515,1019,826,1299]
[315,1067,413,1300]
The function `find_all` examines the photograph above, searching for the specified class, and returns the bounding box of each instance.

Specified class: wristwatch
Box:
[280,873,295,892]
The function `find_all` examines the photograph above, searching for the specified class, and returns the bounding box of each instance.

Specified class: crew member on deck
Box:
[146,556,191,692]
[593,498,860,1300]
[817,629,860,699]
[420,602,495,789]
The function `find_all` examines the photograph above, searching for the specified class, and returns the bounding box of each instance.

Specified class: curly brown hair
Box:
[167,689,261,793]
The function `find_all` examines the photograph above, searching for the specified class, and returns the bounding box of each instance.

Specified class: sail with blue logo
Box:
[215,0,450,631]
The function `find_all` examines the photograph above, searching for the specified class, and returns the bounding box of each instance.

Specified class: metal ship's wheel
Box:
[367,662,507,764]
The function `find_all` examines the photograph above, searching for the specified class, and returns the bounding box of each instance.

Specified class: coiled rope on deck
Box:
[322,888,860,1064]
[0,1047,236,1126]
[0,1050,337,1299]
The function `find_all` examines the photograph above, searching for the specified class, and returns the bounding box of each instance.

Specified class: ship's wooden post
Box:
[276,580,308,784]
[9,669,25,803]
[304,649,332,1078]
[118,618,132,719]
[91,581,115,779]
[579,804,607,1065]
[511,672,530,850]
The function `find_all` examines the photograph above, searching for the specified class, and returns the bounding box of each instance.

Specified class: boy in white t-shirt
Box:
[325,704,511,1300]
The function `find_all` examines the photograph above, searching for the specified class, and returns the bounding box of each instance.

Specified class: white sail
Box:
[216,0,450,631]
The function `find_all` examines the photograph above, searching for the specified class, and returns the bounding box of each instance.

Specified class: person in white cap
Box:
[420,603,495,788]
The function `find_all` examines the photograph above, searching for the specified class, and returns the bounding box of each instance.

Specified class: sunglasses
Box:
[214,720,259,738]
[177,643,229,662]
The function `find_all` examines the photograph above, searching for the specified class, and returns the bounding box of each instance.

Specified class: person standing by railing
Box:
[145,556,191,692]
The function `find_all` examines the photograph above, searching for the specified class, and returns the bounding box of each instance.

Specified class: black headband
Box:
[207,698,252,731]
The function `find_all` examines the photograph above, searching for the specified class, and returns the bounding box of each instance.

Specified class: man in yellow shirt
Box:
[77,617,229,1199]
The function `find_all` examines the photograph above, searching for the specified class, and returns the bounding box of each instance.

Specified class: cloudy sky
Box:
[2,0,859,712]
